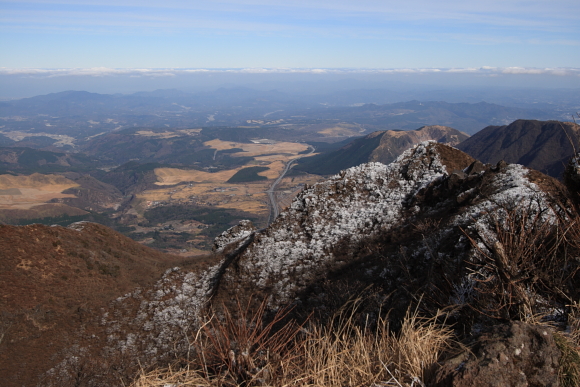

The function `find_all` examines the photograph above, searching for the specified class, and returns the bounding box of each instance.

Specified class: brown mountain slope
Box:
[369,125,469,165]
[294,125,469,175]
[0,222,189,387]
[51,172,124,212]
[457,119,580,178]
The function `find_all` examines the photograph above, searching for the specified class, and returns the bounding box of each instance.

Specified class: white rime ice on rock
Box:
[102,262,226,361]
[212,219,256,252]
[445,164,556,309]
[452,164,555,233]
[224,141,449,303]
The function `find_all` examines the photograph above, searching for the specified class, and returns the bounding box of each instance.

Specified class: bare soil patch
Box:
[318,124,364,137]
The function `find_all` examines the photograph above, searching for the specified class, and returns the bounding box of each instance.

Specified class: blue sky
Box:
[1,0,579,69]
[1,0,579,98]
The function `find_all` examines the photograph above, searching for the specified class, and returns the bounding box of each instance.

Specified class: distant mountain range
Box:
[457,119,580,178]
[270,100,553,135]
[295,119,580,179]
[294,125,469,175]
[0,90,561,138]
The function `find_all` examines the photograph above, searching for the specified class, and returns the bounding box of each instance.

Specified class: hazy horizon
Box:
[1,67,580,100]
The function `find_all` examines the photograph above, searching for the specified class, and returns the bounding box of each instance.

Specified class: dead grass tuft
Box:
[555,332,580,387]
[131,299,455,387]
[464,202,580,321]
[295,305,454,387]
[569,301,580,346]
[190,297,303,386]
[132,366,212,387]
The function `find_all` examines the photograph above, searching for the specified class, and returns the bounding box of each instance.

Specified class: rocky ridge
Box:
[369,125,469,165]
[294,125,469,175]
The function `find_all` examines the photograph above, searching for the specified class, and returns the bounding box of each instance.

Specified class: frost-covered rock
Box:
[67,221,90,231]
[212,219,256,252]
[215,142,458,304]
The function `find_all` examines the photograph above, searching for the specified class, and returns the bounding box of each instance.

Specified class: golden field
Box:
[0,174,79,210]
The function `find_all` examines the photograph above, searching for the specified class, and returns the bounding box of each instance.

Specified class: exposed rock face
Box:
[212,219,256,253]
[434,322,561,387]
[370,125,469,165]
[214,142,474,306]
[294,126,469,175]
[564,153,580,207]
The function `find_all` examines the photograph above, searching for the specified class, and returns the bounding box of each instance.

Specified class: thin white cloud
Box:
[13,0,579,19]
[2,67,579,77]
[3,0,578,37]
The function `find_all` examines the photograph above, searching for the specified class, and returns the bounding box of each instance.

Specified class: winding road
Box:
[266,145,315,225]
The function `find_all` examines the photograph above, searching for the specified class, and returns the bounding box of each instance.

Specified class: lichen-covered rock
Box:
[434,322,561,387]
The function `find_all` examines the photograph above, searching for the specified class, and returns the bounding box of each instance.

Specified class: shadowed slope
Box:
[457,119,580,178]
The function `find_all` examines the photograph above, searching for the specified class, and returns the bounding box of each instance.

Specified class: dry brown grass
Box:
[317,124,363,137]
[293,307,454,387]
[215,201,268,214]
[132,366,213,386]
[131,299,455,387]
[137,183,269,215]
[569,301,580,345]
[555,332,580,387]
[0,173,77,189]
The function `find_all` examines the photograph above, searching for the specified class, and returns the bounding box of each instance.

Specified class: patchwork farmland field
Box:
[0,174,79,210]
[0,136,322,255]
